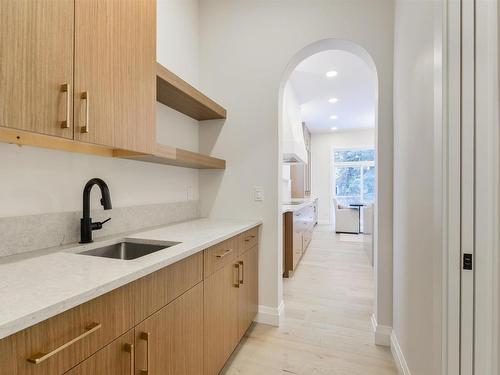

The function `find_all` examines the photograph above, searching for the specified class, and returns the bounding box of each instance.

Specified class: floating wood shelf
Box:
[156,63,227,121]
[0,127,115,157]
[114,144,226,170]
[0,127,225,170]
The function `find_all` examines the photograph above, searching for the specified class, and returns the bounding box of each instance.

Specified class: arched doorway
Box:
[278,39,391,345]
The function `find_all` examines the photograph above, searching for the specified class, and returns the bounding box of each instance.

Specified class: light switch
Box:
[254,186,264,201]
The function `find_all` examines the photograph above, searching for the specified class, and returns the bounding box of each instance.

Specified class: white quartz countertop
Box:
[281,198,318,213]
[0,218,262,340]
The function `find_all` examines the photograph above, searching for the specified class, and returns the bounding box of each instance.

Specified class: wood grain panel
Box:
[247,245,259,328]
[0,126,115,157]
[133,253,203,324]
[156,63,226,120]
[63,330,134,375]
[114,144,226,170]
[0,284,134,375]
[239,227,259,256]
[237,250,250,339]
[0,0,74,138]
[135,283,203,375]
[237,245,259,339]
[283,212,294,278]
[204,264,239,375]
[74,0,156,153]
[204,237,238,278]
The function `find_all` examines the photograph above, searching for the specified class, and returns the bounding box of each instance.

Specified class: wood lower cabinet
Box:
[204,241,259,375]
[0,0,74,138]
[133,252,203,324]
[283,202,316,277]
[74,0,156,153]
[204,261,239,375]
[0,284,134,375]
[64,330,135,375]
[0,227,260,375]
[135,283,204,375]
[237,246,258,338]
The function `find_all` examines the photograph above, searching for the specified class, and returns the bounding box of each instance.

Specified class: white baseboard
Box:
[255,301,285,326]
[391,331,411,375]
[370,314,392,346]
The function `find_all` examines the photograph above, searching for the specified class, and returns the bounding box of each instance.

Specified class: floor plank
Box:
[221,225,397,375]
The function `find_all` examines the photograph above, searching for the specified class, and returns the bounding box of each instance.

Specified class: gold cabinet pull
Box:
[239,260,244,285]
[140,332,151,375]
[124,343,134,375]
[27,322,101,364]
[80,91,89,133]
[60,83,71,129]
[215,248,233,259]
[244,235,256,242]
[233,263,240,288]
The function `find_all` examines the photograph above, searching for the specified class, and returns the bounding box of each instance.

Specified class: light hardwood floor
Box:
[222,225,397,375]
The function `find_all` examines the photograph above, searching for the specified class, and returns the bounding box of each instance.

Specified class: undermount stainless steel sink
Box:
[77,241,180,260]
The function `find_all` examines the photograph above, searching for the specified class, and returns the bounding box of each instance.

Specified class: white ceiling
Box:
[288,50,376,134]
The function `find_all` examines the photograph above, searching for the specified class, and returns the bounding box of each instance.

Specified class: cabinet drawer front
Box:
[239,227,258,255]
[133,253,203,324]
[63,330,135,375]
[0,285,134,375]
[204,237,238,278]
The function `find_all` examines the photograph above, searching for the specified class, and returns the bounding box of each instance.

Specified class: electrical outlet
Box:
[254,186,264,202]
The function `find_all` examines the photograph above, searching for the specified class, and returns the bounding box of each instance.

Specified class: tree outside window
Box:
[334,148,375,205]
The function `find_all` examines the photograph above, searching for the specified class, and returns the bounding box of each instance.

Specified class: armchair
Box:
[334,199,360,233]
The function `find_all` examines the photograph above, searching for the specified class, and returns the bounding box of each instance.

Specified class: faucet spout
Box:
[80,178,112,243]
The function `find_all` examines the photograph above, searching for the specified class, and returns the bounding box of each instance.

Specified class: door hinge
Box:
[463,253,473,270]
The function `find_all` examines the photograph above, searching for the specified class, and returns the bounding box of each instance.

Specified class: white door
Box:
[473,0,499,374]
[460,1,475,374]
[456,0,500,374]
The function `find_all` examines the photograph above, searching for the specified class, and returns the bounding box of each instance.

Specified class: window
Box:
[334,148,375,205]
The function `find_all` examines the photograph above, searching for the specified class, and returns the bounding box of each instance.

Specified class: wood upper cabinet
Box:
[0,0,74,138]
[135,283,204,375]
[204,261,239,375]
[63,330,135,375]
[73,0,156,153]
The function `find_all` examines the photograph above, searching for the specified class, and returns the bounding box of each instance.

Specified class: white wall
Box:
[393,0,442,373]
[311,129,375,224]
[0,0,200,219]
[198,0,394,327]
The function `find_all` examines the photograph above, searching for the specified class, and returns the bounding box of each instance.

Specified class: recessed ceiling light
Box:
[326,71,338,78]
[330,115,338,120]
[331,127,338,131]
[328,97,338,104]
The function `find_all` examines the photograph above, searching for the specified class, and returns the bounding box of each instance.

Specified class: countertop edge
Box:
[0,219,262,340]
[281,198,318,213]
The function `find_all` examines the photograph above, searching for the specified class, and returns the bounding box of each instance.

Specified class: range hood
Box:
[282,82,308,164]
